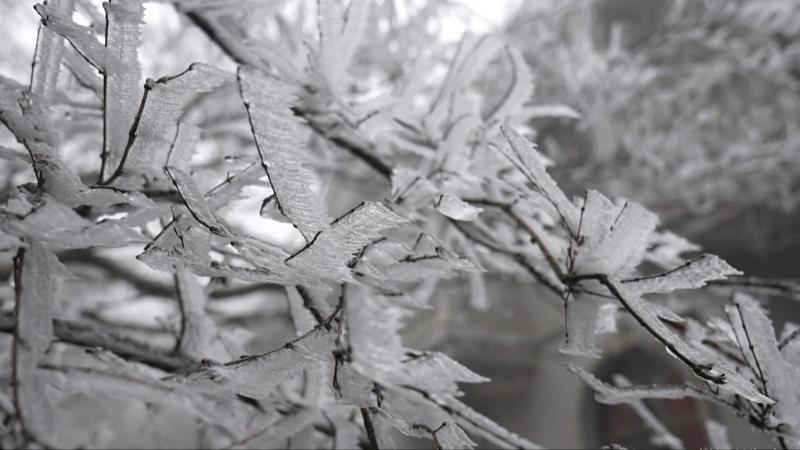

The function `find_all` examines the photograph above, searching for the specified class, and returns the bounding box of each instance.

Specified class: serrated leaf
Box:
[498,125,579,230]
[568,365,708,404]
[30,0,74,102]
[611,281,772,404]
[175,327,336,398]
[434,423,476,450]
[121,63,231,176]
[13,241,72,441]
[0,73,153,209]
[286,202,406,281]
[560,294,603,358]
[166,121,202,172]
[42,364,250,434]
[238,67,331,240]
[4,196,147,248]
[623,254,741,295]
[101,0,144,180]
[574,191,659,277]
[35,3,112,72]
[166,166,228,235]
[727,293,800,428]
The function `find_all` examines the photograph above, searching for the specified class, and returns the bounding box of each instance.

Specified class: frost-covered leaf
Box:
[623,254,741,295]
[0,78,153,208]
[346,284,410,378]
[30,0,73,102]
[238,66,331,240]
[393,388,540,449]
[434,423,476,450]
[166,166,229,235]
[317,0,369,91]
[574,192,659,276]
[435,194,483,222]
[727,293,800,428]
[560,294,603,358]
[390,167,438,214]
[427,35,502,135]
[175,327,335,399]
[644,231,700,268]
[166,121,202,172]
[286,202,406,281]
[43,364,250,434]
[401,351,489,394]
[3,196,147,248]
[35,3,111,72]
[120,63,231,175]
[175,267,218,360]
[13,241,72,442]
[138,216,211,272]
[286,285,318,335]
[347,284,486,396]
[317,0,345,84]
[482,46,534,123]
[498,125,578,229]
[568,365,708,404]
[102,0,144,180]
[610,281,772,404]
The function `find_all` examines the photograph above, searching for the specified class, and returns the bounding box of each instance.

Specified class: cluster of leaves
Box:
[505,0,800,224]
[0,0,798,448]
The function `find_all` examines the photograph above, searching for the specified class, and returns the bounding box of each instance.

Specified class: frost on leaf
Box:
[30,0,73,102]
[346,284,487,397]
[434,422,476,450]
[498,125,579,230]
[435,194,483,222]
[611,282,771,403]
[166,166,229,236]
[482,46,534,124]
[166,121,202,172]
[176,327,336,399]
[623,254,741,295]
[34,3,112,72]
[43,365,250,435]
[568,365,708,404]
[3,195,147,248]
[388,387,540,449]
[644,231,700,268]
[102,0,144,180]
[13,241,72,441]
[174,267,219,360]
[573,190,658,277]
[238,66,331,240]
[317,0,369,91]
[0,78,153,208]
[560,293,603,358]
[120,63,231,176]
[727,293,800,428]
[286,202,407,281]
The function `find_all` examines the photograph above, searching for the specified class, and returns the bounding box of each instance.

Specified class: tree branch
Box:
[0,312,199,372]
